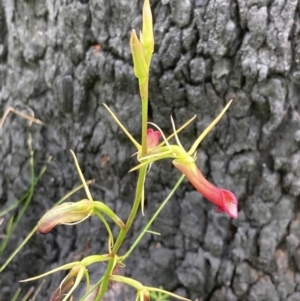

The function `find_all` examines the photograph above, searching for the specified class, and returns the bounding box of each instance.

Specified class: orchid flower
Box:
[140,101,237,218]
[104,101,238,218]
[37,198,125,234]
[37,151,125,234]
[37,199,94,234]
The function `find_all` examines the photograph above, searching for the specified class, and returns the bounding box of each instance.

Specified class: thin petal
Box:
[20,263,78,282]
[70,151,93,202]
[188,100,233,155]
[103,104,141,150]
[153,115,196,148]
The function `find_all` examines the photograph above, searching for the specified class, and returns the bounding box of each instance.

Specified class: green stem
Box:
[141,79,148,156]
[94,256,116,301]
[95,61,149,301]
[78,277,104,301]
[94,210,114,251]
[121,175,185,262]
[95,164,147,300]
[112,165,147,254]
[94,201,125,229]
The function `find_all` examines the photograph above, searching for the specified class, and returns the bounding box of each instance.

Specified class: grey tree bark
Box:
[0,0,299,300]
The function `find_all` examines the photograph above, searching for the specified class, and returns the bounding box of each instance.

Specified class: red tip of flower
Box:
[146,128,161,150]
[219,189,238,219]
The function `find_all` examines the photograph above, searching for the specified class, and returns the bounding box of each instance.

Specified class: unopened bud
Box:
[130,30,148,83]
[141,0,154,57]
[37,199,94,234]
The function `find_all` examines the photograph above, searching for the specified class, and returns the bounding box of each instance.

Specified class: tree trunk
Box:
[0,0,299,300]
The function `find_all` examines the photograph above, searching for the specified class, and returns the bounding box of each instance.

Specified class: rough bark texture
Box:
[0,0,300,300]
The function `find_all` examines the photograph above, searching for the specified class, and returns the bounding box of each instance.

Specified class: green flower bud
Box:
[130,29,148,83]
[141,0,154,59]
